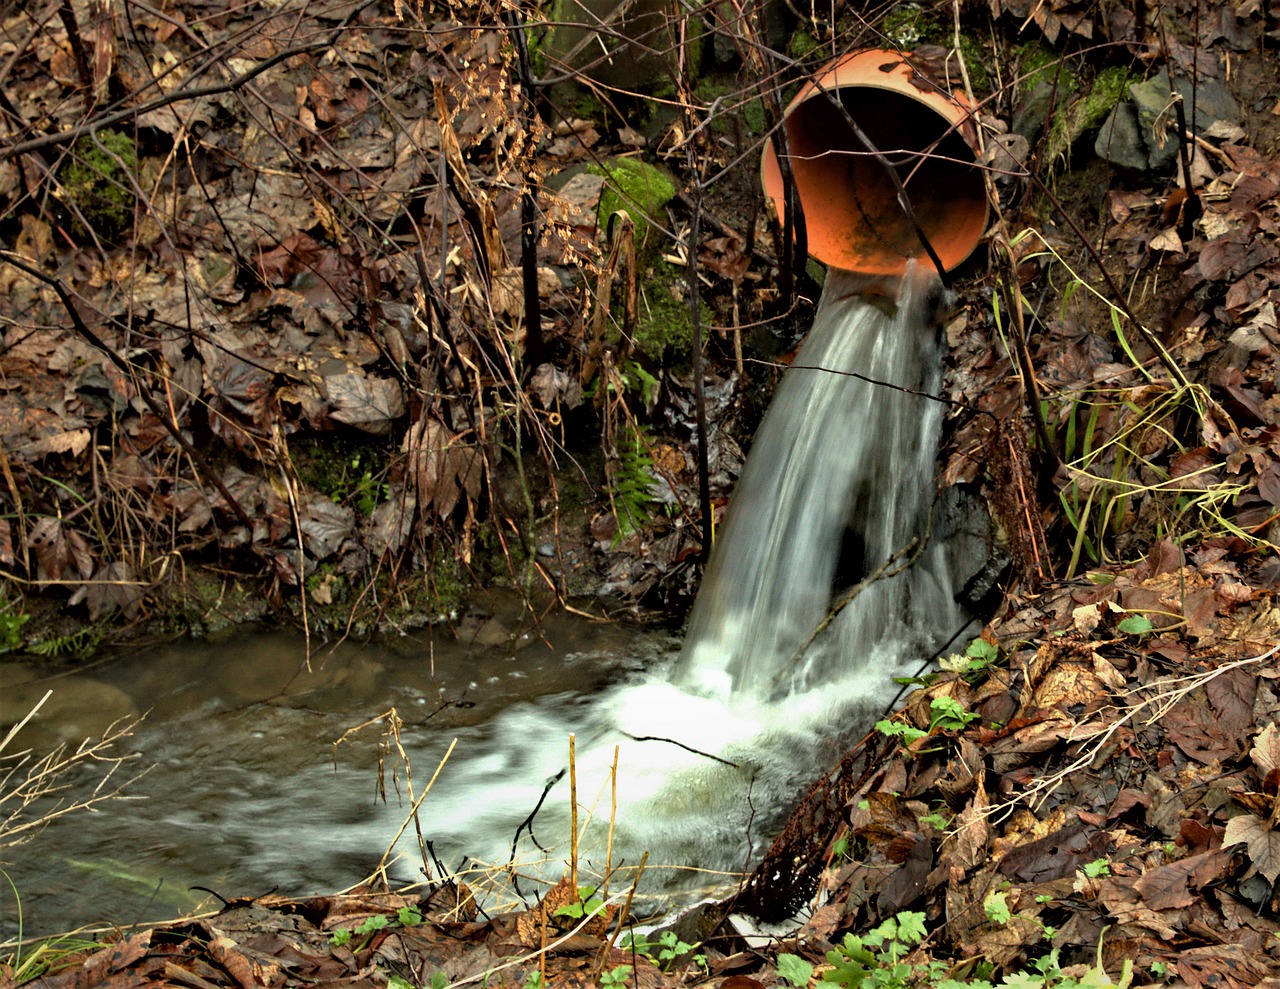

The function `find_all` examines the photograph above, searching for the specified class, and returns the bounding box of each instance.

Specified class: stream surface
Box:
[1,603,669,939]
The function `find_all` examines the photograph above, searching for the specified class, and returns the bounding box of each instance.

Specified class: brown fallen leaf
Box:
[1132,849,1228,911]
[1223,813,1280,882]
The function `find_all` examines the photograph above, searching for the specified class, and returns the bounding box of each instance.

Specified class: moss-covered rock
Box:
[588,157,678,252]
[59,129,137,239]
[632,259,713,361]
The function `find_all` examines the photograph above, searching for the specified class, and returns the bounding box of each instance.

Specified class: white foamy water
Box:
[408,265,969,903]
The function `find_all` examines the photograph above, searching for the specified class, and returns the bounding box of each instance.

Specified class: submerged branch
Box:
[784,535,923,674]
[622,734,739,767]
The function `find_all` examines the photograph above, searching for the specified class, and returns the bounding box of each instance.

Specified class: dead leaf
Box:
[1252,723,1280,775]
[1132,849,1227,910]
[300,497,355,561]
[1223,813,1280,882]
[326,373,405,434]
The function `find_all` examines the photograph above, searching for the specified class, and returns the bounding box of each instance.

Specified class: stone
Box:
[1128,69,1242,171]
[1094,102,1149,171]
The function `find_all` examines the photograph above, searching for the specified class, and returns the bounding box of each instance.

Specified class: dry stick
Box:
[0,252,255,533]
[605,745,619,895]
[622,732,739,767]
[569,733,579,893]
[57,0,93,94]
[503,4,545,366]
[686,182,713,554]
[378,737,457,874]
[0,690,52,755]
[598,851,648,974]
[1171,94,1203,238]
[1000,245,1058,464]
[0,443,30,573]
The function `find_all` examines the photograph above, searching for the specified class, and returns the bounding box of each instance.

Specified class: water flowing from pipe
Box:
[410,265,967,897]
[679,263,959,700]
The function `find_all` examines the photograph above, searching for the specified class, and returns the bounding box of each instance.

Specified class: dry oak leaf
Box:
[1223,812,1280,882]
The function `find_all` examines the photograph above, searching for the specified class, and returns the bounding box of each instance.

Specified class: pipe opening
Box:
[763,51,989,276]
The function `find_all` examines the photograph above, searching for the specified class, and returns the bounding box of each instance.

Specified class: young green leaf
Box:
[776,953,814,988]
[1117,614,1153,636]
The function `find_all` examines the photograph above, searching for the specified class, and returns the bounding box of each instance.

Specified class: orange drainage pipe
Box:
[762,49,989,277]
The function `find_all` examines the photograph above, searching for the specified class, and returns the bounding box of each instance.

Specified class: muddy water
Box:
[1,599,671,939]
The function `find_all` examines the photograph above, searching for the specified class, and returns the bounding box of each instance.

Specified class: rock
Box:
[1094,102,1149,171]
[1100,68,1243,172]
[1013,77,1077,142]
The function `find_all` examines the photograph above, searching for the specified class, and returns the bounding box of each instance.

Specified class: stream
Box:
[3,266,986,942]
[1,606,669,938]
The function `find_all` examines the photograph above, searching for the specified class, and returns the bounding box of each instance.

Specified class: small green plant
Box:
[1082,858,1111,878]
[428,971,449,989]
[777,952,815,988]
[619,930,705,973]
[397,905,424,926]
[940,636,1001,680]
[598,964,632,988]
[984,890,1013,925]
[524,971,544,989]
[1116,614,1153,638]
[329,906,422,951]
[778,911,1141,989]
[605,423,656,543]
[387,976,416,989]
[554,885,607,921]
[28,625,101,658]
[929,697,980,732]
[0,595,28,654]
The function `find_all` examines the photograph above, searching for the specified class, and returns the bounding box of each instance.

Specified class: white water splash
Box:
[410,265,967,899]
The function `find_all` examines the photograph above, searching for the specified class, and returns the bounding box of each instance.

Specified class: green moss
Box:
[1047,65,1131,169]
[59,129,137,239]
[632,259,712,361]
[292,434,390,516]
[1077,66,1131,131]
[694,74,767,136]
[883,2,924,47]
[876,7,990,91]
[1018,44,1075,94]
[588,157,678,251]
[788,29,820,61]
[950,32,989,92]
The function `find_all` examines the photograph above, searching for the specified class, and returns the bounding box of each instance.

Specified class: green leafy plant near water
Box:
[330,904,423,951]
[776,910,1140,989]
[605,421,658,543]
[0,594,29,654]
[553,885,607,921]
[620,929,707,973]
[876,696,980,748]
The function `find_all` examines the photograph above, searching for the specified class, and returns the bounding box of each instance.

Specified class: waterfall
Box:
[679,263,961,701]
[404,264,970,902]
